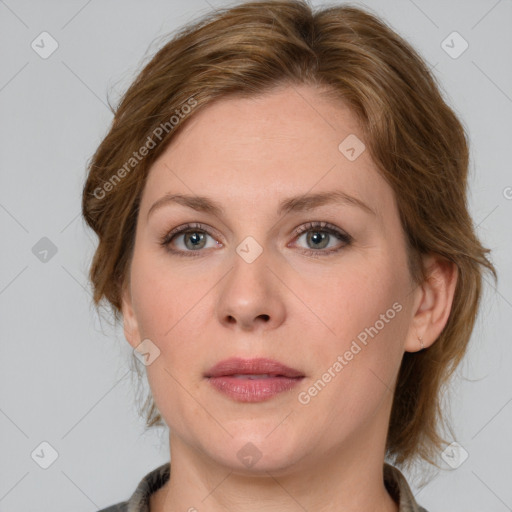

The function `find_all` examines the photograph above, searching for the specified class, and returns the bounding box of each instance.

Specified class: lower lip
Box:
[206,376,304,402]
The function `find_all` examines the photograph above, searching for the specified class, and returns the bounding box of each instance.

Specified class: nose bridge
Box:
[235,241,272,289]
[215,240,285,330]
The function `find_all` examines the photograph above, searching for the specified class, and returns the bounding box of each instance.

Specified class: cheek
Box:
[304,253,409,396]
[299,254,406,348]
[130,249,203,340]
[129,251,209,387]
[131,258,206,430]
[295,278,407,442]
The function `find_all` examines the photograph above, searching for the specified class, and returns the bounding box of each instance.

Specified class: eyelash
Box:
[159,221,353,258]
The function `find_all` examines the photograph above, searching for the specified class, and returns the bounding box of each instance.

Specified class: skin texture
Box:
[121,84,458,512]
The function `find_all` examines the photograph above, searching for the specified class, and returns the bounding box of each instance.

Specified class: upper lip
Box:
[205,357,304,378]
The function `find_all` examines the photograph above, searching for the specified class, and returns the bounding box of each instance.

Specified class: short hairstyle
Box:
[82,0,497,470]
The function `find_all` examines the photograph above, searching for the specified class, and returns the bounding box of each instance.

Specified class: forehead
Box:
[141,84,394,222]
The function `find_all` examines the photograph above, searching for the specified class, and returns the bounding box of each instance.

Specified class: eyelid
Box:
[291,221,349,239]
[288,221,352,254]
[161,222,223,244]
[160,220,352,256]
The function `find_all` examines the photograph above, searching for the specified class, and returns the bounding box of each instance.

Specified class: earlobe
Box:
[404,254,458,353]
[120,282,140,349]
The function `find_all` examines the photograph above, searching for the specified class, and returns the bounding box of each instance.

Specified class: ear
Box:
[120,280,141,350]
[404,253,458,352]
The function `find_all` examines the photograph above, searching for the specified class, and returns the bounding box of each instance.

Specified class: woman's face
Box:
[121,84,422,473]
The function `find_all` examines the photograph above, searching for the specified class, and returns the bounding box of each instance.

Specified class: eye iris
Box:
[185,231,206,250]
[307,231,329,249]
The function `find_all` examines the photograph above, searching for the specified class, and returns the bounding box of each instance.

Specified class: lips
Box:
[205,357,304,379]
[205,357,305,402]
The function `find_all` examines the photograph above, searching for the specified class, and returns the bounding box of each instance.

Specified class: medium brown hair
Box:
[82,0,497,469]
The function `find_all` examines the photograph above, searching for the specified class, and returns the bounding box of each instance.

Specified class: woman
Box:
[82,1,496,510]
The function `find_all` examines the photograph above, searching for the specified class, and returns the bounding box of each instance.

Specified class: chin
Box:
[204,434,307,475]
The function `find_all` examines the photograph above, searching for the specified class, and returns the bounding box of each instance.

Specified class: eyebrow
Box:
[147,190,376,220]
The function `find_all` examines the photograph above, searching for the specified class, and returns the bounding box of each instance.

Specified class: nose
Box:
[215,253,286,332]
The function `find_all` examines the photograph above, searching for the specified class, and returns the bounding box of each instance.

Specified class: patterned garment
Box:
[97,461,428,512]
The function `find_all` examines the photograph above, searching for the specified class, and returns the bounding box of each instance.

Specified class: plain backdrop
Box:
[0,0,511,511]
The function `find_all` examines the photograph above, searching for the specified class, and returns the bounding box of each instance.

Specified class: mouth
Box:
[204,357,305,402]
[204,357,305,379]
[229,374,291,379]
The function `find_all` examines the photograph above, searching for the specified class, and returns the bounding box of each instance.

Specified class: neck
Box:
[151,412,399,512]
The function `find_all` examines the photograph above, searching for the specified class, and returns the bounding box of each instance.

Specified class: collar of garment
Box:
[102,461,428,512]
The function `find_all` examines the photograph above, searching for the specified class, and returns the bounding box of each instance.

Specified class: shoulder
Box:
[96,462,170,512]
[96,503,129,512]
[383,462,430,512]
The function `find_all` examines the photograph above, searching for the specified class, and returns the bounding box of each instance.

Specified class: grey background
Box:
[0,0,511,510]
